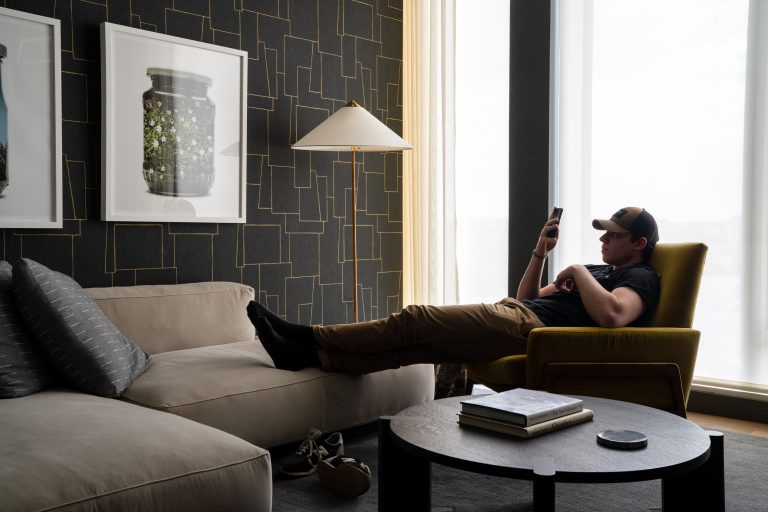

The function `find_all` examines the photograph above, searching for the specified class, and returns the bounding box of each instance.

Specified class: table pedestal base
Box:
[379,419,725,512]
[662,431,724,511]
[378,417,431,510]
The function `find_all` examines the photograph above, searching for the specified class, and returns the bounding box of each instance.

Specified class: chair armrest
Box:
[525,327,700,398]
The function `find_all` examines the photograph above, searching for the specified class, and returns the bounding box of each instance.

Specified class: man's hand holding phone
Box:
[547,207,563,237]
[534,207,563,258]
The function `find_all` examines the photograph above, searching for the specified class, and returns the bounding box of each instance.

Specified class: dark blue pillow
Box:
[12,259,152,398]
[0,261,54,398]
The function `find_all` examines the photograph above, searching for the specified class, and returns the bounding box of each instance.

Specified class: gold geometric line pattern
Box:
[0,0,404,324]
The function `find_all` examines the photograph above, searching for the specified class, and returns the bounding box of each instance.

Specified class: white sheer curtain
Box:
[454,0,509,304]
[742,0,768,388]
[548,0,594,279]
[552,0,768,390]
[402,0,459,306]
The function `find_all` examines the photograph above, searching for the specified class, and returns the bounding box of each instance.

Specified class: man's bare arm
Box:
[516,218,561,301]
[554,265,646,327]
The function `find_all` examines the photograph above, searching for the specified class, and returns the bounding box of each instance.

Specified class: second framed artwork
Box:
[101,23,247,223]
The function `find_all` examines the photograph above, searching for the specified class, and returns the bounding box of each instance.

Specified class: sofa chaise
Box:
[1,279,434,511]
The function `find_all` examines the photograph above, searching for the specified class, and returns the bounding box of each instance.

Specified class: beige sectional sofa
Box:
[1,281,434,511]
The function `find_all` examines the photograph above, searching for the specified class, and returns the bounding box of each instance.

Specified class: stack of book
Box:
[458,388,594,439]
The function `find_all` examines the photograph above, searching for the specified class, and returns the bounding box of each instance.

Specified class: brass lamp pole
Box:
[350,145,360,321]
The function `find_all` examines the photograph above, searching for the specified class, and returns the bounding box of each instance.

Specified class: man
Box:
[248,207,660,374]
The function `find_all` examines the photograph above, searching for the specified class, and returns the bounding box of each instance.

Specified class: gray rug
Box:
[270,422,767,511]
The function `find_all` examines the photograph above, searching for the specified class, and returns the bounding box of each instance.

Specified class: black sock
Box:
[254,316,321,371]
[247,301,315,345]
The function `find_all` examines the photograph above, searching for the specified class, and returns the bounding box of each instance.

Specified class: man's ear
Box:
[634,237,648,251]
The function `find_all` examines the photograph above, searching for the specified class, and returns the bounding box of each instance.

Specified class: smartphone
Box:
[547,207,563,238]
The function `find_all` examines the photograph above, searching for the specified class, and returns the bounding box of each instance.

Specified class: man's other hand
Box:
[554,265,584,293]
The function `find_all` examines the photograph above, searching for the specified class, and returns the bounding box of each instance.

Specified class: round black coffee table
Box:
[378,395,724,511]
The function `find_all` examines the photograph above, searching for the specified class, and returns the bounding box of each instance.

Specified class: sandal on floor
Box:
[317,455,372,497]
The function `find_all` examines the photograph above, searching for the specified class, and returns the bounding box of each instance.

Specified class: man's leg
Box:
[314,300,543,373]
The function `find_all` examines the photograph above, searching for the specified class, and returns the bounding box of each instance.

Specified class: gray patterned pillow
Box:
[0,261,55,398]
[12,259,152,398]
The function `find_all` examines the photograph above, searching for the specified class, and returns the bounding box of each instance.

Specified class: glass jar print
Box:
[0,43,8,194]
[142,68,215,196]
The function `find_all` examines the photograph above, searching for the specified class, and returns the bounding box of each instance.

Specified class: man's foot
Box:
[254,316,321,371]
[247,300,315,345]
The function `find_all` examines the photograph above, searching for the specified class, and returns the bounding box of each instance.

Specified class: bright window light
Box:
[555,0,756,384]
[455,0,510,304]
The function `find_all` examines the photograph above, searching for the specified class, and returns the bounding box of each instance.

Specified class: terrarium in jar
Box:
[142,68,215,196]
[0,43,8,194]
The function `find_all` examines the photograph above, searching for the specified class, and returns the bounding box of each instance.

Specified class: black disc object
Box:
[596,429,648,450]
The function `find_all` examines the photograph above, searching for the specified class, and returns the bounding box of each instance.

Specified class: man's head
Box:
[592,207,659,264]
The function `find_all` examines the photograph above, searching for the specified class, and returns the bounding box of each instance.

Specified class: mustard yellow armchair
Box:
[467,242,708,418]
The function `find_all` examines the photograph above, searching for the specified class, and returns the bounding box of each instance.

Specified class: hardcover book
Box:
[458,408,594,439]
[460,388,583,426]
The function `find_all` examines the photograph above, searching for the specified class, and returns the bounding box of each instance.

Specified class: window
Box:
[455,0,510,304]
[553,0,768,387]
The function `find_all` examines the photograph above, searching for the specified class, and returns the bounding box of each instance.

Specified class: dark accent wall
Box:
[0,0,405,325]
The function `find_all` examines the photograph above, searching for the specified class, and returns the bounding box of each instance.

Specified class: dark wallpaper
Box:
[0,0,405,325]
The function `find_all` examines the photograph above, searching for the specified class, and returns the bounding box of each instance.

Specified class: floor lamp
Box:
[292,101,412,322]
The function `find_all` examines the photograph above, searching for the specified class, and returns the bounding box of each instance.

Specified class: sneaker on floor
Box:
[318,455,373,497]
[320,431,344,459]
[279,428,323,476]
[278,429,344,477]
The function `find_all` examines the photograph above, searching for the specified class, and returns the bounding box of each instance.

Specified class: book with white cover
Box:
[458,408,594,439]
[460,388,583,426]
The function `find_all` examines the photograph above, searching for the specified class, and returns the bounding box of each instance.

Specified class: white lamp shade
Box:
[292,101,412,152]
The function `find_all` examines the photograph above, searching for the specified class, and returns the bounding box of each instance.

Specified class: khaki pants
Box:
[312,298,544,374]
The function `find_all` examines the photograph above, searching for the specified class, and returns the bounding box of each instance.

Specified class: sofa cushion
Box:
[122,340,435,448]
[0,389,271,512]
[12,258,152,398]
[0,261,55,398]
[86,281,256,354]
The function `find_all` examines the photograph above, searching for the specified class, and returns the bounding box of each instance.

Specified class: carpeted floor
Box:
[270,421,768,511]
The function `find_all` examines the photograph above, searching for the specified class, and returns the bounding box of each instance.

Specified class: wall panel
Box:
[0,0,404,324]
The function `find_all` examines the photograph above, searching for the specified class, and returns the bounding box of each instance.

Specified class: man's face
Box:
[599,231,642,266]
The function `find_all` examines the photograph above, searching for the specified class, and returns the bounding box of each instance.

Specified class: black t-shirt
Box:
[522,263,660,327]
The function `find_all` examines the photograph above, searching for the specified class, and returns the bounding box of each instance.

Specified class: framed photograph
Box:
[0,7,62,229]
[101,23,247,223]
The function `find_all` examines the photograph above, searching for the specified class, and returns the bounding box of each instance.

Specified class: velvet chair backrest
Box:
[647,242,708,328]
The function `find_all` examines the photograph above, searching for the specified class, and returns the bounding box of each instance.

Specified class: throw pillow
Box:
[12,258,152,398]
[0,261,55,398]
